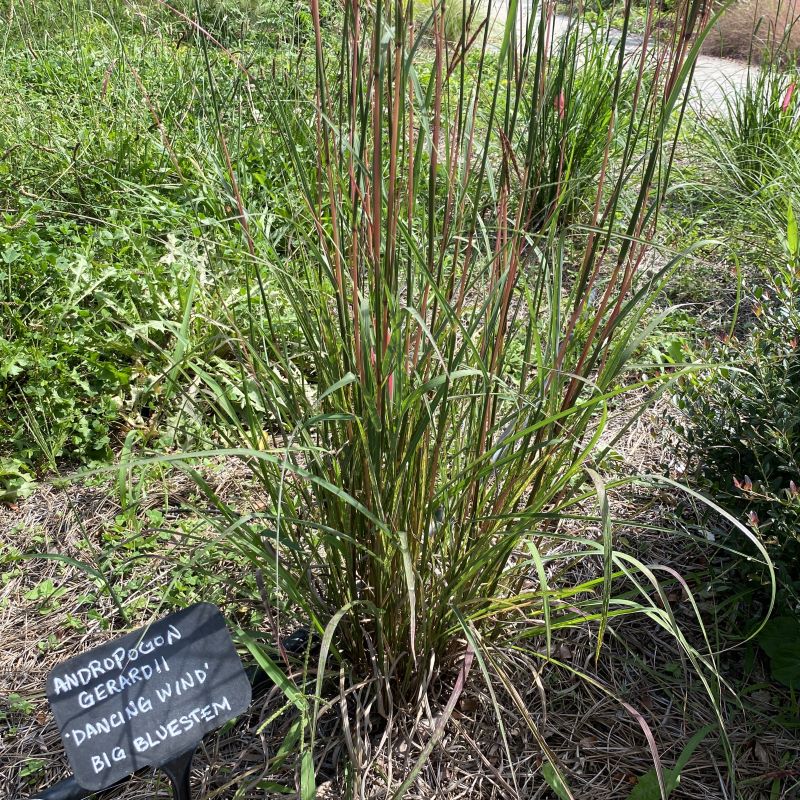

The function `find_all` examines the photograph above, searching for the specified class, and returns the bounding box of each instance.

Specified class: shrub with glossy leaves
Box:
[677,207,800,607]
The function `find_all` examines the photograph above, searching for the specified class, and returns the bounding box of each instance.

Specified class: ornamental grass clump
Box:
[158,0,773,793]
[700,49,800,203]
[515,18,639,229]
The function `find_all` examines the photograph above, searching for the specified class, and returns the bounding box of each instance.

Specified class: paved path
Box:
[690,53,751,114]
[487,4,753,115]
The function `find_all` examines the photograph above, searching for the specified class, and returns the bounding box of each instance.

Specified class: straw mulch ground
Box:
[1,405,799,799]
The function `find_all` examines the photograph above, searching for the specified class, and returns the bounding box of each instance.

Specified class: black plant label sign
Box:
[46,602,252,791]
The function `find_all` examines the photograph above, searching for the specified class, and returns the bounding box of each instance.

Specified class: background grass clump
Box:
[699,58,800,209]
[703,0,800,63]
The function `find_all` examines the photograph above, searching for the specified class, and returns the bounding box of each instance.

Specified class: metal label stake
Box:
[161,748,195,800]
[31,743,199,800]
[32,626,312,800]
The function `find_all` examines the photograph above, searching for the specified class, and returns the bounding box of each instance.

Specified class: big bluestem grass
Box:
[91,0,774,794]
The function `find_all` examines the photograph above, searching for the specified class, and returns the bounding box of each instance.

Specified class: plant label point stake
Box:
[30,625,316,800]
[41,603,251,797]
[161,748,195,800]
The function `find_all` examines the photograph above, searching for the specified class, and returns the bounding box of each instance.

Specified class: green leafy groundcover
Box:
[0,0,326,497]
[4,215,114,460]
[0,207,175,474]
[758,615,800,688]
